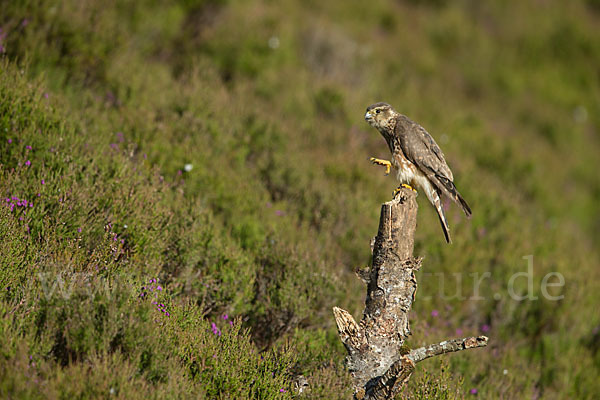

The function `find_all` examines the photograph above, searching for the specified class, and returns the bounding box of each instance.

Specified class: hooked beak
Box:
[365,111,373,121]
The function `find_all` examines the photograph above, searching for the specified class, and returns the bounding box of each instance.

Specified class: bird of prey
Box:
[365,102,471,243]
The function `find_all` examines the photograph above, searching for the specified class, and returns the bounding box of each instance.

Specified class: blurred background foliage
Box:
[0,0,599,398]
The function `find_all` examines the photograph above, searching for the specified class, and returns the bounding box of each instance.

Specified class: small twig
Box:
[408,336,489,364]
[362,337,488,399]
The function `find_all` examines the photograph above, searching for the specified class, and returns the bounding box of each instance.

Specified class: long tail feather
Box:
[432,190,451,243]
[456,192,472,217]
[434,175,472,217]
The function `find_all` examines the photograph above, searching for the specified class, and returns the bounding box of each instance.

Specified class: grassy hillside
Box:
[0,0,599,398]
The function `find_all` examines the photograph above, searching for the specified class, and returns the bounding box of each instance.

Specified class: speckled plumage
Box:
[365,102,471,243]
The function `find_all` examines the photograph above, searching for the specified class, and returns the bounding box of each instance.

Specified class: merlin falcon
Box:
[365,102,471,243]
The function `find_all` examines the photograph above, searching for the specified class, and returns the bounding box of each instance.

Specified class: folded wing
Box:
[397,119,471,217]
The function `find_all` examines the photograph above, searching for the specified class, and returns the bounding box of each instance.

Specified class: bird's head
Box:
[365,102,396,132]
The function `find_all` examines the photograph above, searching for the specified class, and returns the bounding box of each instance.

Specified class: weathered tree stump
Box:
[333,188,488,399]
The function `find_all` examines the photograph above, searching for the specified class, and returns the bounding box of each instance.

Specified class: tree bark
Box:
[333,188,488,399]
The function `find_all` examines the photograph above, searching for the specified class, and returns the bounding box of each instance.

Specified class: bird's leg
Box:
[370,157,392,175]
[394,184,418,197]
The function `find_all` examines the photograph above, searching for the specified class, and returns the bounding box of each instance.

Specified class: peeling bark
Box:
[333,188,489,399]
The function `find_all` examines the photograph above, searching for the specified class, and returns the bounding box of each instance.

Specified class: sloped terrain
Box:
[0,0,599,398]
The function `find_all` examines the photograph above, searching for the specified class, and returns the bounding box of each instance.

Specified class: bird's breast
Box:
[392,152,424,187]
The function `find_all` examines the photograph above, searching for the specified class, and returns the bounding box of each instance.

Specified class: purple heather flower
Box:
[470,388,478,395]
[456,328,463,336]
[25,160,31,166]
[431,310,439,317]
[211,322,221,336]
[156,286,162,291]
[165,312,170,317]
[44,93,49,99]
[275,210,284,216]
[26,145,32,150]
[7,138,12,144]
[78,228,82,233]
[41,179,45,185]
[280,389,286,393]
[481,324,490,333]
[222,314,228,320]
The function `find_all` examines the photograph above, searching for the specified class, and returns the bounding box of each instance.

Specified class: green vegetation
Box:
[1,0,599,398]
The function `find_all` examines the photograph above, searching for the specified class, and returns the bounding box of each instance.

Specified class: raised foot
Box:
[370,157,392,175]
[394,184,418,198]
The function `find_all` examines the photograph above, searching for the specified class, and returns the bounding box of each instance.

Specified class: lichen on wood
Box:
[333,188,489,399]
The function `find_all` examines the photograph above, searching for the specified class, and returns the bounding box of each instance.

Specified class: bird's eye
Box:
[376,109,381,114]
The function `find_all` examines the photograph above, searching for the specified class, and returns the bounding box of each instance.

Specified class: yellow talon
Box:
[401,183,417,193]
[393,184,418,198]
[370,157,392,175]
